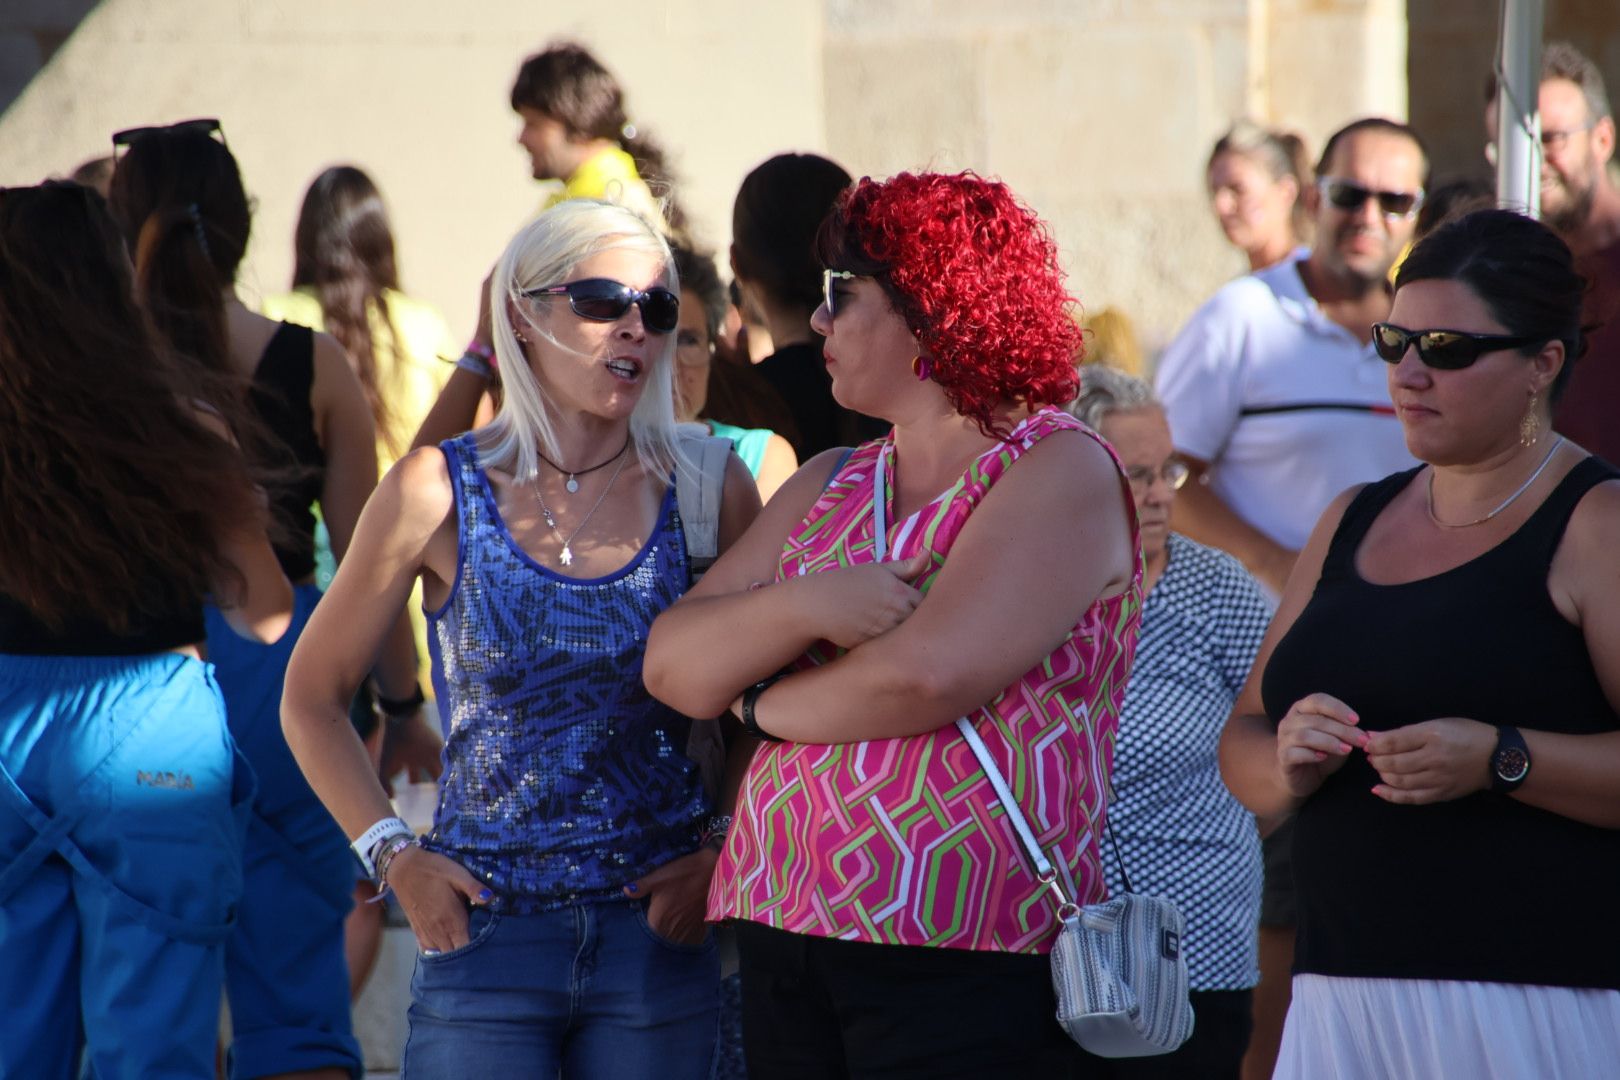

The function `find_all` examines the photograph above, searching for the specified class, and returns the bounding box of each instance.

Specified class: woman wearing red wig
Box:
[645,172,1140,1077]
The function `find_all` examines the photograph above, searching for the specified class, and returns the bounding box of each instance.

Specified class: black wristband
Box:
[741,676,787,743]
[376,682,425,718]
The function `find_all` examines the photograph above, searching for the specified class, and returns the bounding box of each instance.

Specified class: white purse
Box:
[955,716,1195,1058]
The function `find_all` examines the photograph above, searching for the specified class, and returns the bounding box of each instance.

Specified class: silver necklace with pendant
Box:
[537,434,631,494]
[532,442,631,567]
[1426,435,1564,529]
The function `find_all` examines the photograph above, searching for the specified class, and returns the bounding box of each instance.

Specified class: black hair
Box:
[731,153,852,312]
[1316,117,1432,191]
[1396,208,1586,402]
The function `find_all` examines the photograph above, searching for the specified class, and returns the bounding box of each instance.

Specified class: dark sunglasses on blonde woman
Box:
[1371,322,1544,370]
[524,278,680,335]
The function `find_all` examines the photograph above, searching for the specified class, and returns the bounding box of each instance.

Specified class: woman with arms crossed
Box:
[646,171,1139,1079]
[1220,208,1620,1079]
[283,199,758,1078]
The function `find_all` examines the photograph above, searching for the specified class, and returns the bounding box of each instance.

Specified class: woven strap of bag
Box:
[954,716,1135,910]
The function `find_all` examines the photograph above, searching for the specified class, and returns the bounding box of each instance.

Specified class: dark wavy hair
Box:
[1396,208,1586,402]
[107,128,251,385]
[292,165,401,453]
[510,42,684,229]
[732,153,852,312]
[0,182,265,631]
[815,171,1083,435]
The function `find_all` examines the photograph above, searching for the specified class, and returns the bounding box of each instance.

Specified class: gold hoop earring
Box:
[1520,390,1539,448]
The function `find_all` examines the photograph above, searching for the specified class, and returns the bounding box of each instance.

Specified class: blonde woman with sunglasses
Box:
[284,200,759,1077]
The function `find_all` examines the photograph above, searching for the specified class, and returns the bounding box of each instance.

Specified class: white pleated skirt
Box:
[1275,974,1620,1080]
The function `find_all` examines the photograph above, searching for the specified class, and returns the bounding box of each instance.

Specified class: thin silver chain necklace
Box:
[532,443,631,566]
[1426,435,1564,529]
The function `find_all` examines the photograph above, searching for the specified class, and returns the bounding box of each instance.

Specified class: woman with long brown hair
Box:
[110,123,413,1080]
[0,180,291,1078]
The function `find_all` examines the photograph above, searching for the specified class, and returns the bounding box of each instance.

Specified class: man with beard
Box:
[1154,116,1425,1080]
[1156,118,1424,597]
[1486,42,1620,464]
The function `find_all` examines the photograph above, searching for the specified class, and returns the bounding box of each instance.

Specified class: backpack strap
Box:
[676,432,732,584]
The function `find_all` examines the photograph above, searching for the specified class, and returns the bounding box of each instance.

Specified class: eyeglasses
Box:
[1370,322,1544,370]
[1485,123,1595,166]
[1317,177,1425,220]
[823,269,857,319]
[1125,459,1190,493]
[110,117,227,159]
[523,278,680,335]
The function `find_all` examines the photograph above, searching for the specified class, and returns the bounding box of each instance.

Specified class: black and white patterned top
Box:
[1103,533,1271,990]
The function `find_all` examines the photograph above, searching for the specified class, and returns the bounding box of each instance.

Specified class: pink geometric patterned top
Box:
[709,409,1142,953]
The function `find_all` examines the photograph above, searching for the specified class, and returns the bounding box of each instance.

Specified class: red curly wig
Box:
[815,171,1082,434]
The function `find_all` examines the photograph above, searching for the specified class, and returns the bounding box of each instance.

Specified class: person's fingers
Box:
[1371,783,1445,805]
[1291,693,1360,727]
[1281,713,1365,752]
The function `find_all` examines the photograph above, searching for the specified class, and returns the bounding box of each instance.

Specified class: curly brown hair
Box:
[0,182,266,632]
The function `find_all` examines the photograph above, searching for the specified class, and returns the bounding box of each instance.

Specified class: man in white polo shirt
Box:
[1155,116,1426,1080]
[1157,117,1426,599]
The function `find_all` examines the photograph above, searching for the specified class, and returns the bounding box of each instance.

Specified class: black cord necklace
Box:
[537,434,632,493]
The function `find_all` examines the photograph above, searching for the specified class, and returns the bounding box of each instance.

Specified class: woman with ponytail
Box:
[110,123,413,1080]
[0,181,291,1078]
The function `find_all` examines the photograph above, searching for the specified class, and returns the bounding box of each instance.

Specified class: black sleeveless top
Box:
[251,322,324,580]
[1261,456,1620,991]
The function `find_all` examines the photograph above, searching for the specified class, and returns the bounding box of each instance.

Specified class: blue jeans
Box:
[402,900,719,1079]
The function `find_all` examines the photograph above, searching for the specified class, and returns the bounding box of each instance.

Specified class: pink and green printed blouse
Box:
[709,409,1143,953]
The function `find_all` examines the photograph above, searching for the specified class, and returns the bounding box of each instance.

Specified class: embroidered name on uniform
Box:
[135,770,194,790]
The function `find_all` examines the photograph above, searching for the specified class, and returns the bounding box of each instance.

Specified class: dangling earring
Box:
[1520,390,1539,447]
[911,354,933,382]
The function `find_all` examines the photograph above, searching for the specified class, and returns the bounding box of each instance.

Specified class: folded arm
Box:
[744,431,1135,744]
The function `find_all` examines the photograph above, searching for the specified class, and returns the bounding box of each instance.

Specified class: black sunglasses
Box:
[524,278,680,334]
[1371,322,1543,370]
[823,269,857,319]
[1317,177,1424,219]
[111,118,227,158]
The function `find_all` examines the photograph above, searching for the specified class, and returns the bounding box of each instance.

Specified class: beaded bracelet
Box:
[352,815,413,878]
[374,833,419,886]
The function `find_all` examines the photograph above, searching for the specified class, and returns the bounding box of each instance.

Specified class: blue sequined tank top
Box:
[424,433,709,910]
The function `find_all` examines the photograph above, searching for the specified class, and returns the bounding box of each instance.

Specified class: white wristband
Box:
[352,816,412,877]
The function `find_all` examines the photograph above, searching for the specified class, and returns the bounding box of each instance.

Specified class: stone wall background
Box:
[2,1,1616,362]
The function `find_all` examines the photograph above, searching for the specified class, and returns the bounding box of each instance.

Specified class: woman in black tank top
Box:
[1220,210,1620,1078]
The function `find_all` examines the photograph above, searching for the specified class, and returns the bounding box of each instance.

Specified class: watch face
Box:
[1494,747,1530,783]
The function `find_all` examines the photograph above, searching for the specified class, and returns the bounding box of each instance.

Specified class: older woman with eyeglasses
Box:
[1220,209,1620,1078]
[283,199,760,1077]
[645,172,1139,1078]
[1069,366,1271,1080]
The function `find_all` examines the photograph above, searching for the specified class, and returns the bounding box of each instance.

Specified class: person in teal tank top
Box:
[670,241,798,501]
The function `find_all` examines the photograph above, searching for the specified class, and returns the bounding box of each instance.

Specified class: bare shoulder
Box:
[385,445,456,534]
[997,426,1120,499]
[1559,473,1620,574]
